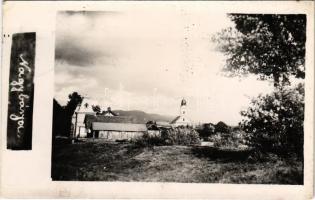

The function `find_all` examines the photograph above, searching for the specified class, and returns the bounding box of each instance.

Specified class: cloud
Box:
[55,39,111,67]
[55,11,122,67]
[54,10,273,125]
[62,11,117,18]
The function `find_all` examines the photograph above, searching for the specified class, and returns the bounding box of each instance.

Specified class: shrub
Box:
[215,121,231,134]
[211,130,246,149]
[161,127,200,145]
[135,127,201,147]
[240,83,304,158]
[133,132,164,147]
[197,123,215,139]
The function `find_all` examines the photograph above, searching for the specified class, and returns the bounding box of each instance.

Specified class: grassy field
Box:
[51,139,303,184]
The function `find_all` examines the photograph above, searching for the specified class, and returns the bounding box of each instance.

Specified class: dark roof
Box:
[92,122,147,132]
[170,116,180,124]
[84,114,136,129]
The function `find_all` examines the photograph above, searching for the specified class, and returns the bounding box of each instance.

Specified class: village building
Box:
[92,122,147,141]
[170,98,192,127]
[72,98,97,138]
[73,98,194,140]
[84,109,147,141]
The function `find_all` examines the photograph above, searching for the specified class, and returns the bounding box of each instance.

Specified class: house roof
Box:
[170,116,181,124]
[92,122,147,132]
[156,121,171,128]
[84,114,136,128]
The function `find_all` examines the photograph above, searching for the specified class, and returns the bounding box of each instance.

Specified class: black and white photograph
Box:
[50,9,307,184]
[0,1,314,199]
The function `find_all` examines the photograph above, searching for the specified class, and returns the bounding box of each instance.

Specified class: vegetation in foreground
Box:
[51,140,302,184]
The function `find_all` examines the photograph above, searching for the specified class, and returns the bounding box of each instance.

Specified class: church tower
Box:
[180,98,187,122]
[170,98,190,127]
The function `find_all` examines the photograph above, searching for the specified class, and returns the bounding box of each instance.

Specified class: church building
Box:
[170,98,192,127]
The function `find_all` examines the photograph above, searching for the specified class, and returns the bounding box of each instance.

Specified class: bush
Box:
[240,83,304,158]
[211,130,247,149]
[133,132,165,147]
[197,123,215,139]
[161,127,201,145]
[215,121,231,134]
[134,127,200,147]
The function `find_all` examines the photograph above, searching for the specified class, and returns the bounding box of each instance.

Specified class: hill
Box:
[113,110,174,124]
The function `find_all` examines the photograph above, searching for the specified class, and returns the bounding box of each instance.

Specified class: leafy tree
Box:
[198,123,215,139]
[213,14,306,88]
[52,99,67,138]
[213,14,306,158]
[64,92,83,137]
[92,105,101,114]
[65,92,83,116]
[241,83,304,158]
[215,121,231,134]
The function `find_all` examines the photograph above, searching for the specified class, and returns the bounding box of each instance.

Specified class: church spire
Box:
[181,98,187,106]
[180,98,187,118]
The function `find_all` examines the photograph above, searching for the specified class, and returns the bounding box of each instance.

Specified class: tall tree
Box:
[213,14,306,158]
[92,105,101,114]
[213,14,306,88]
[65,92,83,116]
[64,92,83,137]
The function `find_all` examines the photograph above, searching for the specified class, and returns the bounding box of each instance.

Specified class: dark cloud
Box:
[55,38,110,67]
[60,11,119,19]
[55,11,121,67]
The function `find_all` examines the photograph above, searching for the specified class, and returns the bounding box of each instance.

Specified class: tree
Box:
[92,105,101,114]
[213,14,306,88]
[65,92,83,116]
[215,121,231,134]
[64,92,83,137]
[240,83,304,158]
[198,123,215,139]
[213,14,306,158]
[52,99,67,138]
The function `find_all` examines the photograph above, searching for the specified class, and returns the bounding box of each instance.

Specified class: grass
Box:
[51,139,303,184]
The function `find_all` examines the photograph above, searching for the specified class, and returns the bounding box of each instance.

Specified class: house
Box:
[84,111,147,141]
[92,122,147,141]
[72,98,97,138]
[170,98,192,127]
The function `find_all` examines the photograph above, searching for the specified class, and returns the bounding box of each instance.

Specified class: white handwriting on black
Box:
[9,54,31,138]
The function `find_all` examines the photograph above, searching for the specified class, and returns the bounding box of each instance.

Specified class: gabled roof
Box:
[170,116,181,124]
[92,122,147,132]
[84,114,136,128]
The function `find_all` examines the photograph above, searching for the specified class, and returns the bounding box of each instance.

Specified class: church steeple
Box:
[180,98,187,120]
[181,98,187,106]
[170,98,190,126]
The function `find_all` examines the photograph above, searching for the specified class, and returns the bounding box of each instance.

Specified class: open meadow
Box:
[51,139,303,184]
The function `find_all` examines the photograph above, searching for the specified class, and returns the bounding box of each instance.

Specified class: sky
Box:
[54,8,273,125]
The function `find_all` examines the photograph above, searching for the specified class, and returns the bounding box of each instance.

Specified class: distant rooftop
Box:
[84,114,136,129]
[92,122,147,132]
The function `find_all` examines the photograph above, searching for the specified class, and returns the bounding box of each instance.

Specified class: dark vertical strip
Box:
[7,32,36,150]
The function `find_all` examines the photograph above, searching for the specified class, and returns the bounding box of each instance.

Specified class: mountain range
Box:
[113,110,175,124]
